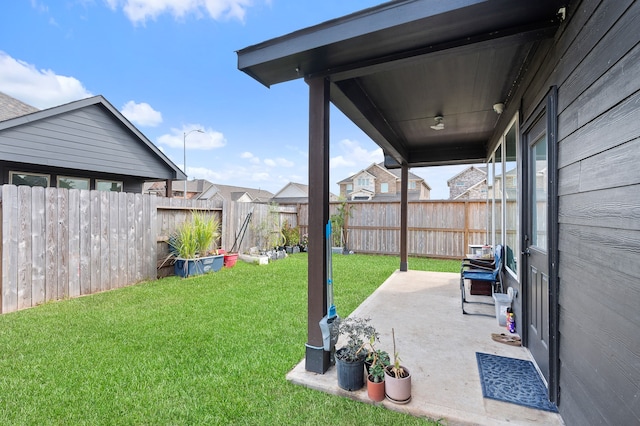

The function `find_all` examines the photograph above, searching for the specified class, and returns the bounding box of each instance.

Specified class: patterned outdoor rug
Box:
[476,352,558,412]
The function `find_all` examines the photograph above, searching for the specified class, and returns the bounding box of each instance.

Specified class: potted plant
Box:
[384,328,412,403]
[334,317,377,391]
[365,336,390,402]
[281,220,300,254]
[170,211,223,277]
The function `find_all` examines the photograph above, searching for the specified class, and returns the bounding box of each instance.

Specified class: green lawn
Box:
[0,254,456,425]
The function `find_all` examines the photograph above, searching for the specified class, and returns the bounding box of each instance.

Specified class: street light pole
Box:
[183,129,204,199]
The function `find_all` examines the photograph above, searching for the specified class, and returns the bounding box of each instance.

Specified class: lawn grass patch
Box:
[0,253,447,425]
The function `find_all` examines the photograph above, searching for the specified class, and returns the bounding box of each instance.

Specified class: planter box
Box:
[174,254,224,278]
[239,253,269,265]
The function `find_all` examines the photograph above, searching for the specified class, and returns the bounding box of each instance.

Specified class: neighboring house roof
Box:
[0,92,39,121]
[270,181,339,203]
[452,179,486,200]
[446,165,487,184]
[154,179,275,202]
[272,182,308,198]
[339,162,431,189]
[0,93,186,181]
[338,162,431,190]
[199,182,273,202]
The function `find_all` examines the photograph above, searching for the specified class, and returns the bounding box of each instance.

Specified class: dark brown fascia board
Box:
[237,0,488,86]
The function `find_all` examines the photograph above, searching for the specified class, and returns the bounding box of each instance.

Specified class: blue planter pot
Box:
[175,254,224,278]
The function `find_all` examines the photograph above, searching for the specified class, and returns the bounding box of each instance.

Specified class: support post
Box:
[305,76,331,373]
[400,164,408,271]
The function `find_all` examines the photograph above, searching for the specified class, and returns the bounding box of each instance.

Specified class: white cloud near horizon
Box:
[105,0,255,25]
[157,125,226,149]
[121,100,163,127]
[240,151,261,164]
[330,138,382,169]
[264,157,294,168]
[0,51,93,109]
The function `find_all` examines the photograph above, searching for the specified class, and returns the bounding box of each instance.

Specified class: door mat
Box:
[476,352,558,412]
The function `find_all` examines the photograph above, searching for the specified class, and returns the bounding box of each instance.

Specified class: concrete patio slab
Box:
[287,270,564,425]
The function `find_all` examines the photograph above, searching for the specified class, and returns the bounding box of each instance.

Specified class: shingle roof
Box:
[0,91,39,122]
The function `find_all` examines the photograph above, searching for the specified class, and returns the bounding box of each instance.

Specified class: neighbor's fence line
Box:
[294,200,488,258]
[1,184,489,314]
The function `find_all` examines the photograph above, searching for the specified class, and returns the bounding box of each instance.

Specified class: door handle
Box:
[521,248,531,256]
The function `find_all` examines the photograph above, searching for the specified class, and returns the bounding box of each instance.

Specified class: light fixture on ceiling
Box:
[430,116,444,131]
[493,103,505,114]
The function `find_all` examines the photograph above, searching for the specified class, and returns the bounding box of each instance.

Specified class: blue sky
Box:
[0,0,473,198]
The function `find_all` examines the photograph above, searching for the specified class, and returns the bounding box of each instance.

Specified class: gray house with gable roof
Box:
[0,92,185,193]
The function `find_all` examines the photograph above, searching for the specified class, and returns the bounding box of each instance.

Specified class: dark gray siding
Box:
[0,104,173,180]
[519,0,639,424]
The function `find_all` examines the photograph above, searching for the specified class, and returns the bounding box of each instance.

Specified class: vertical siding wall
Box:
[522,0,640,424]
[1,185,156,314]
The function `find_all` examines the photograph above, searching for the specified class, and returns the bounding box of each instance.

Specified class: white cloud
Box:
[157,125,226,149]
[330,138,382,169]
[330,155,354,169]
[264,157,294,168]
[106,0,254,25]
[241,151,261,164]
[121,100,163,127]
[0,52,93,109]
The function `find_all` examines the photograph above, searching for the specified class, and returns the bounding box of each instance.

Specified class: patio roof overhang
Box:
[237,0,564,167]
[237,0,565,375]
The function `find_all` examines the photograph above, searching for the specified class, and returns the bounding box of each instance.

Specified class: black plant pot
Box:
[335,348,365,391]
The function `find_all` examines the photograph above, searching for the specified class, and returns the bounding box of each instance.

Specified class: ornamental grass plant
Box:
[0,254,452,425]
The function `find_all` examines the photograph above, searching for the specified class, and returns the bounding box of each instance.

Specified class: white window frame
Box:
[487,113,520,281]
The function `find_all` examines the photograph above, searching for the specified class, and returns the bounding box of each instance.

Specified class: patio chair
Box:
[460,244,504,315]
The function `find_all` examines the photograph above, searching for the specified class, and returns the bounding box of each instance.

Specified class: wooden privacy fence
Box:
[0,184,487,314]
[0,186,303,313]
[297,200,488,258]
[1,185,157,314]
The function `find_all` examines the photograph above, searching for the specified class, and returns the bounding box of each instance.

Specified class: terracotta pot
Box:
[367,375,385,402]
[384,365,411,404]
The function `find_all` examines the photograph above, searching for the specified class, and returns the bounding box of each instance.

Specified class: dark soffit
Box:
[237,0,564,167]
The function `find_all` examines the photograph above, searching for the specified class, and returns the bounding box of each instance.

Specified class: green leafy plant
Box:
[335,316,378,362]
[169,211,220,259]
[281,220,300,246]
[330,199,353,248]
[365,334,390,383]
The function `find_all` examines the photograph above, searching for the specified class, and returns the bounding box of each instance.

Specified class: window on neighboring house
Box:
[380,183,388,193]
[346,183,353,193]
[357,178,370,186]
[408,181,416,189]
[10,171,49,187]
[96,180,123,192]
[456,181,465,187]
[57,176,90,190]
